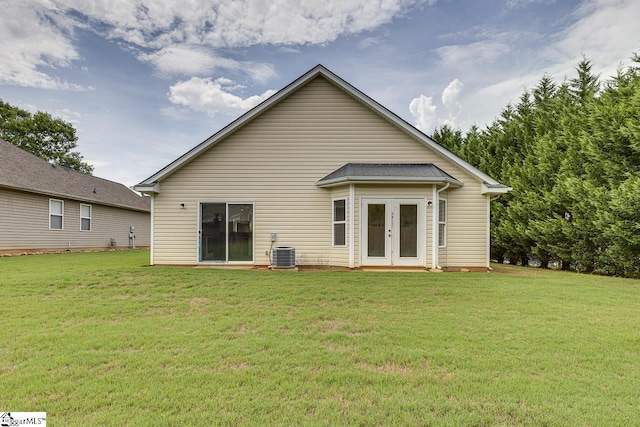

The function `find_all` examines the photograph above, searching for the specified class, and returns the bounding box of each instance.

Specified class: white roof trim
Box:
[137,65,505,188]
[133,182,160,194]
[481,183,511,195]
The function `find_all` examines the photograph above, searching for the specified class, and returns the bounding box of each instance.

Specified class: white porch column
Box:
[431,186,438,269]
[349,184,355,268]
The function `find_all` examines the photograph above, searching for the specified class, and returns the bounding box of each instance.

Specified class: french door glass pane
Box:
[367,204,386,257]
[228,204,253,261]
[201,203,226,261]
[399,204,418,257]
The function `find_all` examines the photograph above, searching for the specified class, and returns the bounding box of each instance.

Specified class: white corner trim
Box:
[349,184,355,269]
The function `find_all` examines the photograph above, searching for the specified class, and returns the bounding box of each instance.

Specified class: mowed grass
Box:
[1,251,639,426]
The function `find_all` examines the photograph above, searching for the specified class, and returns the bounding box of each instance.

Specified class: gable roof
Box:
[316,163,464,188]
[0,139,150,212]
[135,64,508,193]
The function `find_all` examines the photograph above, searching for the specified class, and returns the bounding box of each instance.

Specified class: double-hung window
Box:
[333,199,346,246]
[80,204,92,231]
[438,199,447,247]
[50,199,63,230]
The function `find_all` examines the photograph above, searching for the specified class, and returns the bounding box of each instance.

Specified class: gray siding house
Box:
[0,139,150,253]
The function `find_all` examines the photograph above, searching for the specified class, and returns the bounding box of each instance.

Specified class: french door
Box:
[361,198,425,266]
[199,202,253,263]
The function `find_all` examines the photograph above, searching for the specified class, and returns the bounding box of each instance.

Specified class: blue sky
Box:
[2,0,639,187]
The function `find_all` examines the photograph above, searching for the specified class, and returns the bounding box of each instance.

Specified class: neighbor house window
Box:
[50,199,63,230]
[80,204,92,231]
[438,199,447,247]
[333,199,346,246]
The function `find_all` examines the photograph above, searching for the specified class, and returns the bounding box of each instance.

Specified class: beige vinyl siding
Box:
[152,76,488,267]
[437,182,488,268]
[0,188,150,251]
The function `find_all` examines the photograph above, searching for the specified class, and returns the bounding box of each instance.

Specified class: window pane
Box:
[367,204,386,257]
[201,203,226,261]
[334,223,346,246]
[399,204,417,257]
[81,205,91,217]
[439,200,446,221]
[50,200,62,215]
[228,204,253,261]
[81,218,91,231]
[333,199,345,222]
[51,215,62,230]
[438,223,446,247]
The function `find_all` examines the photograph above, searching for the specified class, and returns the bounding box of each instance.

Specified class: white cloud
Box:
[52,108,83,125]
[506,0,554,8]
[409,95,437,134]
[436,39,512,69]
[433,0,640,132]
[139,46,220,76]
[550,0,640,77]
[441,79,464,128]
[0,1,87,90]
[138,45,277,82]
[409,79,464,134]
[168,77,277,116]
[54,0,423,49]
[1,0,424,89]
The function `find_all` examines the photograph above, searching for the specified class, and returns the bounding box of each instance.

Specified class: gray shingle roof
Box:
[0,139,150,212]
[316,163,463,187]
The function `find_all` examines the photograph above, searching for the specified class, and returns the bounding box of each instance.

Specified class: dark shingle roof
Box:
[0,139,150,212]
[316,163,463,187]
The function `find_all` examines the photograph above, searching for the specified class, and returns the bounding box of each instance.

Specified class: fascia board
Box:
[481,183,512,194]
[133,182,160,194]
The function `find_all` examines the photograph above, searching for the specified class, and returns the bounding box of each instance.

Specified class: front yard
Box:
[1,250,638,425]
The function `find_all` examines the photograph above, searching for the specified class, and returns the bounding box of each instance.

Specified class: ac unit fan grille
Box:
[272,247,295,268]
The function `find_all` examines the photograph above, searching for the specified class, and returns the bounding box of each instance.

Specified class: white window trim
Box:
[80,203,92,231]
[332,197,347,247]
[438,198,447,248]
[49,199,64,230]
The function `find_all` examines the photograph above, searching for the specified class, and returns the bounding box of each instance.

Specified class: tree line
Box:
[433,53,640,278]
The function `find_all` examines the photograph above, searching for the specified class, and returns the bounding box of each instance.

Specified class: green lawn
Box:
[1,250,638,426]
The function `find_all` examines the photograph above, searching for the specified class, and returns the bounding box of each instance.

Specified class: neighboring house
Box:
[135,65,509,270]
[0,139,150,253]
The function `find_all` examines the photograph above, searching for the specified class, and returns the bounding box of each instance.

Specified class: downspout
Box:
[432,182,450,270]
[149,195,155,266]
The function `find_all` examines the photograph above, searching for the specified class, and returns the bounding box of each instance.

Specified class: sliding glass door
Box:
[200,202,253,262]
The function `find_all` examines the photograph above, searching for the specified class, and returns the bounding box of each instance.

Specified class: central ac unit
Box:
[272,246,296,268]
